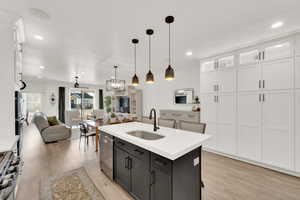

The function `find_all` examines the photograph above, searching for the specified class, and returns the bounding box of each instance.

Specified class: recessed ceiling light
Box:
[186,51,193,56]
[34,35,44,40]
[40,65,45,69]
[271,21,284,29]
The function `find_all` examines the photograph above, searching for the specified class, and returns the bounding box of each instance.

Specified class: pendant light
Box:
[132,39,139,86]
[146,29,154,84]
[165,16,175,81]
[74,76,80,88]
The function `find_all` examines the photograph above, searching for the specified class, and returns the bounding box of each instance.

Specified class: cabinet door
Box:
[237,64,261,92]
[239,50,260,65]
[296,35,300,56]
[296,90,300,172]
[131,157,150,200]
[262,92,293,169]
[296,57,300,89]
[200,94,217,123]
[200,72,216,93]
[218,55,234,68]
[150,169,172,200]
[237,92,262,161]
[114,147,131,191]
[216,69,235,92]
[263,42,292,61]
[216,94,236,155]
[200,60,216,72]
[262,59,293,90]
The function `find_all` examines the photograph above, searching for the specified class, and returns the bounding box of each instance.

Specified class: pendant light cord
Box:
[169,23,171,65]
[134,44,137,74]
[149,35,151,70]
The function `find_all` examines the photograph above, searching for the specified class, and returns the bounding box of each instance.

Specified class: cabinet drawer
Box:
[151,154,172,175]
[130,145,150,162]
[114,138,135,152]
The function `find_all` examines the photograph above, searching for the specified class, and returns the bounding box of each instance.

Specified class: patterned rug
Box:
[40,168,105,200]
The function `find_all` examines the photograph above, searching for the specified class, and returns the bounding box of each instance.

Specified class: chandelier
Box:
[106,66,126,91]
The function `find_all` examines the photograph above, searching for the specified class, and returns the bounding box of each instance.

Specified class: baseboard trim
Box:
[203,147,300,178]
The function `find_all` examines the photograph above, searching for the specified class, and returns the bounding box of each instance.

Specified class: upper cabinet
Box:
[239,50,260,65]
[200,60,216,72]
[218,55,234,69]
[263,42,292,61]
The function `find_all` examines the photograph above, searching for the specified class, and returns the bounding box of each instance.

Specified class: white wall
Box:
[138,65,200,116]
[22,78,105,117]
[0,14,17,137]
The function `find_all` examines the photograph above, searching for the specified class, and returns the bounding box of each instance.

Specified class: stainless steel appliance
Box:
[100,132,113,179]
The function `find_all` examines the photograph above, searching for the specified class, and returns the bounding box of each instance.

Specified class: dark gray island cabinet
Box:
[113,137,202,200]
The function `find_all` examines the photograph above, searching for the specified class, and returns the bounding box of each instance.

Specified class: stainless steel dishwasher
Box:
[100,131,113,179]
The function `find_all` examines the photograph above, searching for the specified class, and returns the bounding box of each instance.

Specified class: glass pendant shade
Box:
[132,73,139,86]
[165,65,175,80]
[146,70,154,83]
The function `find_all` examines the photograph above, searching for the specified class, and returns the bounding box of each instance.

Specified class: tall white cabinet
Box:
[200,34,299,174]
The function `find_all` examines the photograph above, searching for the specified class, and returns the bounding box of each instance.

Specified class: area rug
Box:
[40,168,105,200]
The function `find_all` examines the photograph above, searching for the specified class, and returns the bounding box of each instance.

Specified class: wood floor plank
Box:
[16,125,300,200]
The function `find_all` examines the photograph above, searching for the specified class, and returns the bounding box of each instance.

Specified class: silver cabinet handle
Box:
[262,51,265,60]
[262,80,265,89]
[216,84,219,91]
[262,94,265,102]
[259,80,261,89]
[214,96,217,102]
[216,96,219,103]
[259,94,262,102]
[258,52,261,61]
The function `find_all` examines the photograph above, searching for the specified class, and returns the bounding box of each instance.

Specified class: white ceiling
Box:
[1,0,300,84]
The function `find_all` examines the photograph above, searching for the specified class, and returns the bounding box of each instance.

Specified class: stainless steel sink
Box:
[126,130,165,140]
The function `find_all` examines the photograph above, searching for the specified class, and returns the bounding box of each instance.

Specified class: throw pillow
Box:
[47,116,60,126]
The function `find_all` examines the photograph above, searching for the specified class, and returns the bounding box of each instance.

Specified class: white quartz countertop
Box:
[0,135,19,153]
[99,122,211,160]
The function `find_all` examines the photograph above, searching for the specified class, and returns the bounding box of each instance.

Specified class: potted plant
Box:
[110,112,117,123]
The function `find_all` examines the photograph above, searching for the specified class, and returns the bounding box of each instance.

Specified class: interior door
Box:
[262,59,293,90]
[262,91,293,169]
[216,93,236,155]
[200,72,216,93]
[114,147,131,191]
[263,42,292,61]
[200,94,217,150]
[239,49,260,65]
[237,64,261,92]
[216,68,236,93]
[296,57,300,89]
[237,92,262,161]
[296,90,300,172]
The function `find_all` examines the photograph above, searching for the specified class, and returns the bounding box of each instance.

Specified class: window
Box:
[24,93,42,113]
[70,89,95,120]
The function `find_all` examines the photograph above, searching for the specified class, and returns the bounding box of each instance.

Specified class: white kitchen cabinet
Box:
[201,61,216,72]
[262,59,293,90]
[239,50,260,65]
[263,42,292,61]
[200,94,217,149]
[237,64,261,92]
[200,94,217,123]
[237,92,262,161]
[218,55,234,68]
[295,90,300,172]
[296,35,300,56]
[216,94,236,155]
[296,57,300,89]
[216,69,236,93]
[200,72,216,94]
[262,91,293,169]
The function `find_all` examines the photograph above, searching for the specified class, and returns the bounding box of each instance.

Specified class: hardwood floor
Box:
[17,125,300,200]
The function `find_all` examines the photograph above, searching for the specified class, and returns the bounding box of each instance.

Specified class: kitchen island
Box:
[99,122,211,200]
